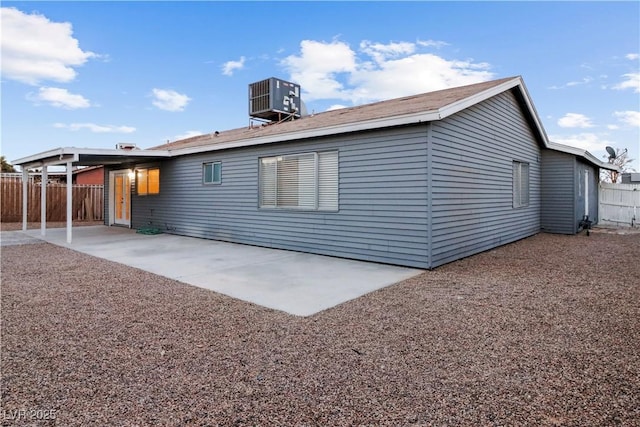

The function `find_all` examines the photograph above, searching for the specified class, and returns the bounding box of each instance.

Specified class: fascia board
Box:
[547,141,619,171]
[513,78,551,146]
[14,147,171,168]
[437,77,523,120]
[429,77,552,151]
[13,147,67,166]
[16,152,79,169]
[171,111,441,157]
[74,148,171,157]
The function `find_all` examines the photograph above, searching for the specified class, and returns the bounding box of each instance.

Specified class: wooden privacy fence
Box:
[0,174,104,222]
[599,183,640,227]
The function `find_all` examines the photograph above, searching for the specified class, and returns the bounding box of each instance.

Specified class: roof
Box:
[151,76,522,152]
[546,141,618,171]
[12,76,616,172]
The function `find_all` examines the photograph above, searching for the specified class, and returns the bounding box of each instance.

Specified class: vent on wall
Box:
[249,77,301,122]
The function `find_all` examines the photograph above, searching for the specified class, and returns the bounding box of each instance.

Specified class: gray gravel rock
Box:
[1,232,639,426]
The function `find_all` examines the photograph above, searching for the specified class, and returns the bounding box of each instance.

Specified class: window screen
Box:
[513,161,529,208]
[203,162,221,184]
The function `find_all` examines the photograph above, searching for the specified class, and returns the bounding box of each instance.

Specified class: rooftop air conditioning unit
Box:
[249,77,301,122]
[116,143,137,150]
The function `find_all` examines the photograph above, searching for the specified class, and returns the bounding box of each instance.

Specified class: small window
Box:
[203,162,221,185]
[513,161,529,208]
[259,150,338,211]
[137,168,160,195]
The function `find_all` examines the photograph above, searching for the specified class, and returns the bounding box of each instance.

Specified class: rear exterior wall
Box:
[429,89,541,267]
[130,127,431,268]
[106,90,544,269]
[575,160,599,227]
[541,150,575,234]
[539,151,600,234]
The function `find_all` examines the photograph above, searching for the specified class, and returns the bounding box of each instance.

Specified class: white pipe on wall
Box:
[66,161,73,243]
[41,165,47,236]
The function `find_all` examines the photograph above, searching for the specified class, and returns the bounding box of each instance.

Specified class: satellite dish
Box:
[606,146,617,159]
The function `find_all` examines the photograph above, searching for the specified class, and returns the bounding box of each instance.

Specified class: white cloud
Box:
[151,88,191,112]
[360,40,416,64]
[557,113,594,128]
[550,132,614,153]
[0,7,96,85]
[29,87,91,109]
[221,56,246,76]
[174,130,203,140]
[326,104,348,111]
[281,39,357,101]
[614,110,640,127]
[417,39,449,49]
[566,77,593,87]
[607,124,620,130]
[625,53,639,60]
[549,77,593,90]
[281,39,493,104]
[53,123,135,133]
[612,73,640,93]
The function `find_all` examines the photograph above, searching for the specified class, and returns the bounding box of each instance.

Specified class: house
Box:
[541,145,605,234]
[74,165,104,185]
[16,166,104,185]
[13,76,617,268]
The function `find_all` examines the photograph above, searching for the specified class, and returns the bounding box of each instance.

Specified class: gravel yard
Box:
[1,231,639,426]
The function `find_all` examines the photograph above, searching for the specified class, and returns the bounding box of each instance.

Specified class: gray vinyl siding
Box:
[540,151,600,234]
[575,160,599,227]
[131,127,430,268]
[429,90,541,268]
[127,89,546,269]
[541,150,575,234]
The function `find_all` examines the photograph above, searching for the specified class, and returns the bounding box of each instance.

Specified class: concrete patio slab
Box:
[0,231,43,246]
[14,226,423,316]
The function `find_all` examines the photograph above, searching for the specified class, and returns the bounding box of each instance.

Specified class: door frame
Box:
[109,169,132,227]
[584,169,590,218]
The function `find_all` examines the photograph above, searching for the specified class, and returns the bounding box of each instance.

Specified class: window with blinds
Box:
[259,151,338,211]
[512,161,529,208]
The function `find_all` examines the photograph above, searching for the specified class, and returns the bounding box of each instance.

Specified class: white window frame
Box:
[203,161,222,185]
[513,161,530,208]
[136,167,160,196]
[259,150,338,211]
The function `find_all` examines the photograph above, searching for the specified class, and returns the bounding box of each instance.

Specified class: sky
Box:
[1,1,639,172]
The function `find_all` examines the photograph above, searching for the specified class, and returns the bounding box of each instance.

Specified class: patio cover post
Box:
[66,161,73,243]
[22,168,28,231]
[41,165,47,236]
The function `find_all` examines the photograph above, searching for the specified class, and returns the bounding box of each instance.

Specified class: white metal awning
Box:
[12,147,171,244]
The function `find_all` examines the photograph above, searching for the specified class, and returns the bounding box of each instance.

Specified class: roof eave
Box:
[170,110,442,157]
[13,147,171,169]
[170,76,551,158]
[13,148,79,169]
[547,141,619,171]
